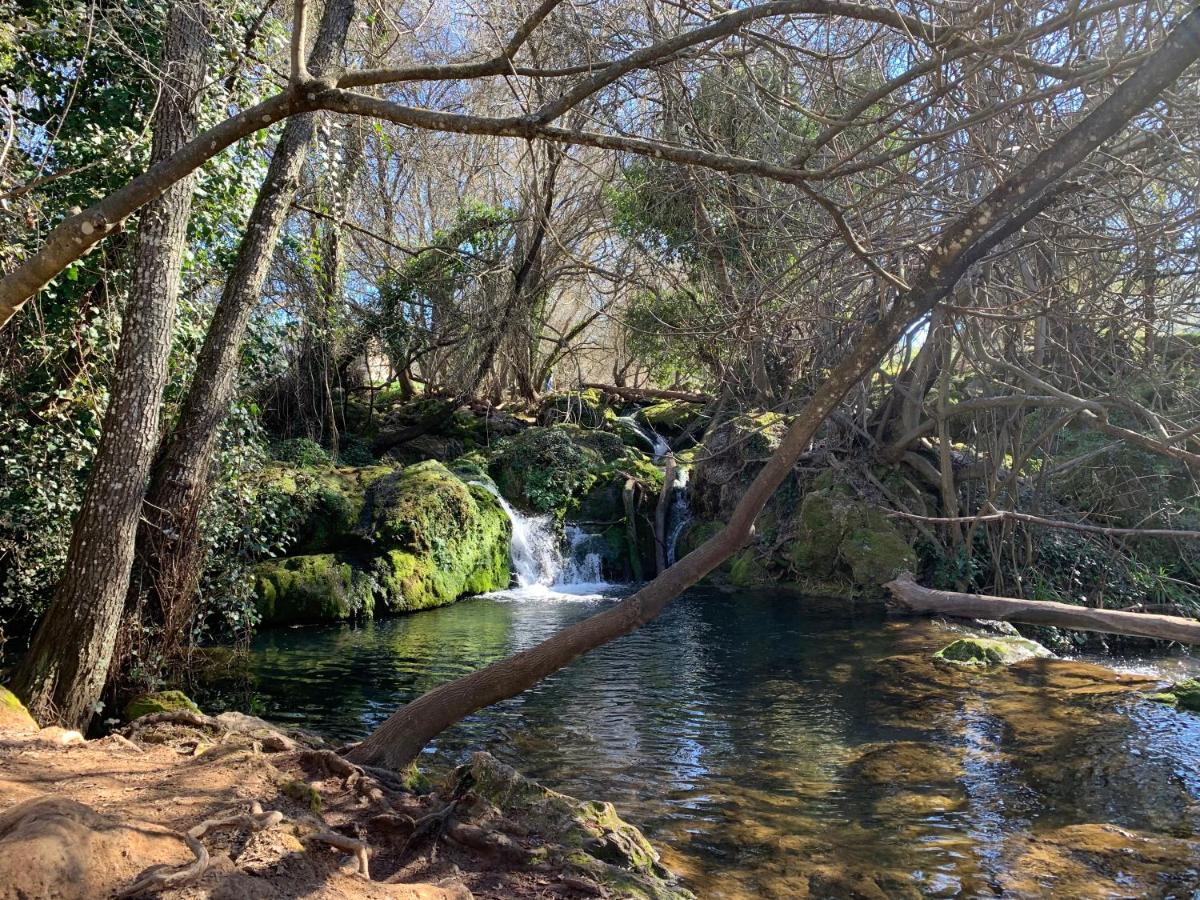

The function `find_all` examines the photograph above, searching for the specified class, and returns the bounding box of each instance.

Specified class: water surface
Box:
[210,588,1200,897]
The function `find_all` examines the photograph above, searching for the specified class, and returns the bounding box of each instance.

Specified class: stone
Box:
[933,636,1052,668]
[124,689,201,721]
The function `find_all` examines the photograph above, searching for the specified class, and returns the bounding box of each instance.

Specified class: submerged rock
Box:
[124,690,201,721]
[1147,677,1200,712]
[452,752,694,899]
[933,635,1052,668]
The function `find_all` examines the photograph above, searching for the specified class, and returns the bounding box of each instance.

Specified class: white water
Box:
[472,482,615,599]
[666,466,693,566]
[617,415,671,461]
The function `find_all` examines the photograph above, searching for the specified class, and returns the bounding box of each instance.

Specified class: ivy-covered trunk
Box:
[132,0,355,656]
[11,1,209,727]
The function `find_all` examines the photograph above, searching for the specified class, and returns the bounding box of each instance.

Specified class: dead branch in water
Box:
[885,574,1200,645]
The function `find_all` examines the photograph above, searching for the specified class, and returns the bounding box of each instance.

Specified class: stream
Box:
[205,582,1200,897]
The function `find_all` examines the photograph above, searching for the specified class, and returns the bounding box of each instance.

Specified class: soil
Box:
[0,718,617,899]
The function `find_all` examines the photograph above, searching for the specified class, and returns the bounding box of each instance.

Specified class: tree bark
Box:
[11,1,210,727]
[132,0,355,652]
[885,575,1200,645]
[344,17,1200,770]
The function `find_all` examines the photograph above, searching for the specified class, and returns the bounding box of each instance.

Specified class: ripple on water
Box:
[195,587,1200,898]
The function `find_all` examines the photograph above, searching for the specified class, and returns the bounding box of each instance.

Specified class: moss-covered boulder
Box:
[124,690,201,721]
[1147,678,1200,712]
[452,752,693,899]
[363,461,511,612]
[637,400,704,439]
[537,389,615,429]
[0,686,38,733]
[933,635,1052,668]
[784,484,916,595]
[487,427,609,513]
[253,554,376,625]
[259,462,392,553]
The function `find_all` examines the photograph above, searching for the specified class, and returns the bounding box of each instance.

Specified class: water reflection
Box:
[201,588,1200,898]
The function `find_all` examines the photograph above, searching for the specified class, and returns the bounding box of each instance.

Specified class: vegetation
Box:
[1,0,1199,894]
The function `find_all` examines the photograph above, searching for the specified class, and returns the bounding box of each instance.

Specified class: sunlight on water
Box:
[203,590,1200,898]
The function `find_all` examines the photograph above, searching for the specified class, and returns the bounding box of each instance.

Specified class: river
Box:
[202,585,1200,897]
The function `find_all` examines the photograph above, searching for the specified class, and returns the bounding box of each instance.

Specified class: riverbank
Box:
[0,703,692,899]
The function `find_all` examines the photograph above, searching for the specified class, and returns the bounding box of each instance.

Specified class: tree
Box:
[131,0,355,660]
[10,0,210,726]
[344,8,1200,769]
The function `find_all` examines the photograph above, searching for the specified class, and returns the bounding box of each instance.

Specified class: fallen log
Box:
[885,573,1200,645]
[581,383,712,405]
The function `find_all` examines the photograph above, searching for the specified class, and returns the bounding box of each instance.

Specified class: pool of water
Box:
[203,587,1200,897]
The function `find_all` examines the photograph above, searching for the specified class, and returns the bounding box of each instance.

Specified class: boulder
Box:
[690,412,790,520]
[452,753,693,899]
[637,400,704,439]
[489,425,623,515]
[1147,677,1200,712]
[124,690,201,721]
[253,554,376,625]
[259,462,392,553]
[933,635,1052,668]
[0,686,37,734]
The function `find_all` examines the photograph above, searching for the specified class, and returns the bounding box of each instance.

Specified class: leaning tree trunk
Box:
[11,1,209,727]
[132,0,355,654]
[344,14,1200,770]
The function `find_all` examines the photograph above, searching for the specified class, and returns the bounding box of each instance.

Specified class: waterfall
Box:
[472,482,613,595]
[665,466,693,566]
[617,415,671,462]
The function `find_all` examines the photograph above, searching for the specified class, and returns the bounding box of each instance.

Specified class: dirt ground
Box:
[0,714,650,899]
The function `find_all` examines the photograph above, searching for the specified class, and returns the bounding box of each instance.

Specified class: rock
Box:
[489,425,612,514]
[253,554,377,625]
[784,484,916,594]
[124,689,201,721]
[933,635,1052,668]
[0,797,186,899]
[365,461,511,612]
[690,412,790,520]
[538,389,615,429]
[259,462,392,554]
[452,753,693,899]
[636,401,704,439]
[35,727,84,746]
[1147,677,1200,712]
[0,686,37,734]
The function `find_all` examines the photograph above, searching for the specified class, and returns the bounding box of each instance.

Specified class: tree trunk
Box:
[11,1,209,727]
[885,575,1200,645]
[131,0,355,654]
[344,25,1200,770]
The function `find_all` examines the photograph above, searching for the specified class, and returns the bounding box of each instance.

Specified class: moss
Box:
[253,554,376,625]
[784,488,915,594]
[489,426,608,514]
[729,549,769,586]
[637,401,704,439]
[538,389,615,429]
[124,690,201,721]
[0,685,38,733]
[259,462,392,553]
[933,636,1051,668]
[365,463,511,612]
[1147,678,1200,712]
[281,779,323,813]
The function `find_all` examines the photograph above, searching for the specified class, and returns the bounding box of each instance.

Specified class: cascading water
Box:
[472,482,614,597]
[616,415,671,462]
[665,466,693,566]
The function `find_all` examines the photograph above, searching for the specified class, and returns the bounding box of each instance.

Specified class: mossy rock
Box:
[364,462,511,612]
[1147,678,1200,712]
[933,636,1052,668]
[0,686,38,733]
[259,462,392,554]
[690,412,790,519]
[124,690,201,722]
[537,389,615,429]
[784,487,915,595]
[637,401,704,439]
[452,753,692,899]
[253,554,376,625]
[728,549,770,586]
[489,426,613,514]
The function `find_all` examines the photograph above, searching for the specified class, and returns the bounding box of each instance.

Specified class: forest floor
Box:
[0,714,650,899]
